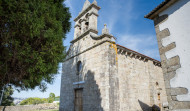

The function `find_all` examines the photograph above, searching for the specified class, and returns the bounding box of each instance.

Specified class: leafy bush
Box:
[20,97,48,105]
[20,93,58,105]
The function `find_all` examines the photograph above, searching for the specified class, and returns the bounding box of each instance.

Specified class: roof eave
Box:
[116,44,161,64]
[145,0,178,20]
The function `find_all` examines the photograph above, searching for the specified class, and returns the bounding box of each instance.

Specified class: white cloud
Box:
[117,34,160,60]
[99,0,134,33]
[55,74,62,80]
[143,49,160,60]
[57,63,62,74]
[63,0,160,60]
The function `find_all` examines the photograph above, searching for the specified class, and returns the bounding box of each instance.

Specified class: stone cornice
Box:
[65,41,161,67]
[64,40,115,62]
[70,29,98,44]
[81,19,87,22]
[89,12,99,17]
[66,40,161,67]
[116,44,161,67]
[74,24,80,28]
[90,33,115,40]
[74,4,101,22]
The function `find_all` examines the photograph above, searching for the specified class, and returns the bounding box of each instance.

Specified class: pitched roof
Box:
[145,0,178,19]
[116,44,161,65]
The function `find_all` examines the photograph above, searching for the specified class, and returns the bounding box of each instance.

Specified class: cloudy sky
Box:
[13,0,163,98]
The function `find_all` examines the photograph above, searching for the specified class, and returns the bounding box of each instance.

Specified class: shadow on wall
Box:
[163,0,189,16]
[138,100,160,111]
[83,70,104,111]
[63,34,104,110]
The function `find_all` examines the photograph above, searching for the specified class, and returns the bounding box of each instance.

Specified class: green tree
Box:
[48,93,55,103]
[49,93,55,99]
[0,0,71,91]
[0,86,14,106]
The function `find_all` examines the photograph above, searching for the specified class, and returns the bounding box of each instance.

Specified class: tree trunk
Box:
[0,85,5,106]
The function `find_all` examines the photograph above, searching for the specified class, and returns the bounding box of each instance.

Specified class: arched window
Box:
[78,19,82,29]
[77,19,82,37]
[77,61,82,75]
[156,82,159,86]
[85,13,89,30]
[85,13,89,20]
[85,22,89,30]
[158,93,161,100]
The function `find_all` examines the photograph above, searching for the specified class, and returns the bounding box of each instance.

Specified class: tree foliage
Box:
[0,0,71,91]
[20,97,48,105]
[0,86,14,106]
[49,93,55,99]
[48,92,55,103]
[20,92,56,105]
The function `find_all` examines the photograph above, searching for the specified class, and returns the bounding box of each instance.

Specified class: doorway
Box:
[74,89,83,111]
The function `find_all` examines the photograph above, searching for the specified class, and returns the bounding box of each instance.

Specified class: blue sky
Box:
[13,0,163,98]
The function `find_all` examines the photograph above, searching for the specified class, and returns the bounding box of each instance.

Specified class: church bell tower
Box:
[73,0,100,39]
[60,1,119,111]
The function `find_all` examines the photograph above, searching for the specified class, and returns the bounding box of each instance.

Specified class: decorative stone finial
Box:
[102,24,109,34]
[104,24,107,28]
[93,0,97,5]
[82,0,91,11]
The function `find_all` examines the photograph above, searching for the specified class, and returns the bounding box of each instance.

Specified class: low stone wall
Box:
[0,103,59,111]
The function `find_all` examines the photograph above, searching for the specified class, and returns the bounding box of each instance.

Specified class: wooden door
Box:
[75,89,83,111]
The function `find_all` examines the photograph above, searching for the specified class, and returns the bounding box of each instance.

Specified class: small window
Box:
[77,61,82,75]
[85,22,89,30]
[79,19,82,25]
[78,20,82,31]
[85,13,89,21]
[158,93,161,100]
[77,20,82,37]
[156,82,159,86]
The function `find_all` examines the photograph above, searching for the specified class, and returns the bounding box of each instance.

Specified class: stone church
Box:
[60,0,167,111]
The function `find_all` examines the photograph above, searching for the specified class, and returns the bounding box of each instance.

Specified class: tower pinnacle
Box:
[93,0,97,5]
[82,0,91,11]
[74,0,100,39]
[102,24,109,34]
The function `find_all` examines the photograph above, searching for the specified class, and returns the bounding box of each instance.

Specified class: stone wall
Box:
[60,29,167,111]
[60,38,114,111]
[117,50,167,111]
[0,103,58,111]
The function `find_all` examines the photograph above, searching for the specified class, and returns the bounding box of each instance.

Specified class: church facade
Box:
[60,0,167,111]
